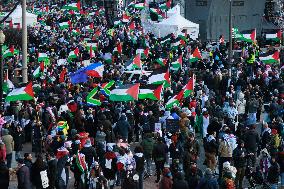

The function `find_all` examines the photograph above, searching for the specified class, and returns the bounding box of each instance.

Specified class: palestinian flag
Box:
[102,53,112,64]
[86,43,98,51]
[259,50,280,64]
[233,28,256,43]
[109,83,140,101]
[150,8,160,16]
[85,23,94,32]
[134,2,145,9]
[165,90,183,110]
[171,55,182,70]
[148,68,170,86]
[62,2,81,11]
[59,22,70,29]
[159,0,172,10]
[76,153,87,172]
[72,28,81,36]
[139,85,163,100]
[136,48,149,59]
[57,121,69,135]
[155,57,167,66]
[3,46,18,58]
[190,48,202,62]
[6,82,34,102]
[38,53,49,62]
[33,62,45,78]
[125,54,142,70]
[129,22,135,31]
[3,74,14,94]
[86,87,101,106]
[122,12,131,22]
[171,38,185,50]
[265,29,282,42]
[114,20,123,27]
[68,48,79,59]
[183,76,195,98]
[100,80,115,97]
[113,43,122,54]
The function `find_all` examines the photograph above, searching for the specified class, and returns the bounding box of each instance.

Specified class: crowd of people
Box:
[0,0,284,189]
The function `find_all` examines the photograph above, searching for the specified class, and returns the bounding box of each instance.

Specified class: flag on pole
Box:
[148,68,170,86]
[190,48,202,62]
[62,2,81,11]
[68,48,79,59]
[259,50,280,64]
[86,87,101,106]
[38,53,49,62]
[138,85,163,100]
[109,83,140,101]
[3,74,14,94]
[265,29,282,42]
[171,55,182,70]
[6,82,34,102]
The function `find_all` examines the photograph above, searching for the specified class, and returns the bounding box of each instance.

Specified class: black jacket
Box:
[152,142,168,162]
[172,179,189,189]
[17,165,32,189]
[267,162,280,184]
[244,129,259,152]
[47,159,58,188]
[31,162,48,189]
[80,146,97,167]
[233,147,247,168]
[0,162,9,189]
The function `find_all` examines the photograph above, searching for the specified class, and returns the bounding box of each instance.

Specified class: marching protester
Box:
[0,0,284,189]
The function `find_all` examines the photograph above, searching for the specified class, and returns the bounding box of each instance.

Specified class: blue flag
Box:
[70,68,88,84]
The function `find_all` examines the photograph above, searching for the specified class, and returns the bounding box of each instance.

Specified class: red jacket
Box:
[0,144,6,161]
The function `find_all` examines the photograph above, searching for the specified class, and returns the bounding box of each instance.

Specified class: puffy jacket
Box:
[232,147,246,168]
[115,115,130,138]
[2,134,14,154]
[244,129,260,152]
[218,140,233,158]
[141,137,155,157]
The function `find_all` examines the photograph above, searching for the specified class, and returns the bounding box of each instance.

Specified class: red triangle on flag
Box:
[192,48,202,59]
[69,10,75,15]
[144,48,149,57]
[59,68,67,83]
[186,77,194,90]
[9,20,13,29]
[126,83,140,100]
[164,70,170,84]
[76,1,81,10]
[272,50,280,60]
[10,46,15,54]
[129,22,135,30]
[39,62,45,72]
[133,54,141,68]
[178,55,183,66]
[90,45,93,58]
[24,82,34,98]
[74,48,79,56]
[250,29,256,41]
[277,30,282,39]
[176,89,184,101]
[166,0,172,8]
[117,43,122,54]
[153,85,163,100]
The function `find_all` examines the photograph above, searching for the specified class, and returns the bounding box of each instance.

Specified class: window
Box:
[196,0,207,6]
[232,1,244,6]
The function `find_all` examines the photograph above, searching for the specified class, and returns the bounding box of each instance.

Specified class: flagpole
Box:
[228,0,232,79]
[22,0,28,84]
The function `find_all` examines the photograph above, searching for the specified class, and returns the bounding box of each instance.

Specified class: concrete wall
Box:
[185,0,267,41]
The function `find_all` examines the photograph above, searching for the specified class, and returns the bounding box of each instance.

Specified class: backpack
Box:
[271,134,280,149]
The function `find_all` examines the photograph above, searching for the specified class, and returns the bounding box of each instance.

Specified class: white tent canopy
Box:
[0,5,37,28]
[166,4,181,17]
[154,13,199,39]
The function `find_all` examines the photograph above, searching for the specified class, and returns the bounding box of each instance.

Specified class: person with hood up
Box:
[172,171,189,189]
[267,156,280,189]
[2,128,14,168]
[114,114,131,142]
[197,168,219,189]
[80,138,97,169]
[159,168,173,189]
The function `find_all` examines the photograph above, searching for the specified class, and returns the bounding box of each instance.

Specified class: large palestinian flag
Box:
[147,68,170,86]
[232,28,256,43]
[138,85,163,100]
[190,48,202,62]
[165,90,183,109]
[171,55,182,70]
[109,83,140,101]
[125,54,142,70]
[6,82,34,102]
[265,29,282,42]
[62,2,81,11]
[259,50,280,64]
[183,76,195,98]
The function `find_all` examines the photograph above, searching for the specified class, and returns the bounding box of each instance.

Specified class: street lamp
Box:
[228,0,232,78]
[0,30,5,112]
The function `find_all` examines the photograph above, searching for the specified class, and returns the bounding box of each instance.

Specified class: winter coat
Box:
[153,142,168,162]
[197,176,219,189]
[133,153,145,174]
[47,158,58,189]
[2,133,14,154]
[57,155,69,189]
[248,98,259,113]
[13,130,24,152]
[31,162,48,189]
[115,115,130,138]
[232,147,247,168]
[172,179,189,189]
[102,151,117,180]
[159,176,173,189]
[0,143,6,161]
[186,168,203,189]
[80,146,97,167]
[17,165,32,189]
[140,137,155,158]
[267,162,280,184]
[243,129,260,152]
[218,140,233,158]
[236,99,246,114]
[0,161,9,189]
